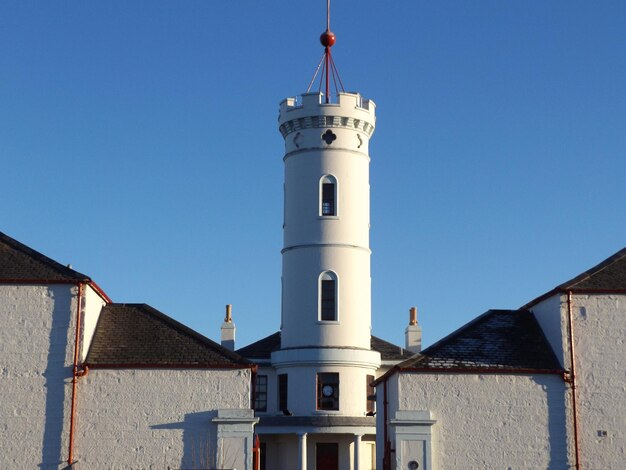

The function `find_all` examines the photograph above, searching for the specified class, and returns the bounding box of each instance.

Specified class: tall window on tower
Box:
[319,271,338,321]
[320,175,337,216]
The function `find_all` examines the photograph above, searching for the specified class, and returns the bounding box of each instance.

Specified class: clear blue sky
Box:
[2,1,625,350]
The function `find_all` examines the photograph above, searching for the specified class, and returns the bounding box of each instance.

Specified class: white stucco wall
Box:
[76,368,252,469]
[530,294,567,368]
[261,433,374,470]
[375,374,399,469]
[269,361,379,417]
[80,284,106,362]
[568,293,626,469]
[530,292,626,468]
[378,373,570,469]
[0,283,77,468]
[280,92,375,352]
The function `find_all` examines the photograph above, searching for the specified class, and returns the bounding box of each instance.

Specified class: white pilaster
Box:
[298,433,308,470]
[354,434,363,470]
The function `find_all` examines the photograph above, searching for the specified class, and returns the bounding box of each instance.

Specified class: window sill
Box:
[316,320,340,325]
[318,216,340,220]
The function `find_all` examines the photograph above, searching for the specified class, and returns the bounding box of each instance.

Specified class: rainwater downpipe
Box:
[567,290,581,470]
[67,282,84,466]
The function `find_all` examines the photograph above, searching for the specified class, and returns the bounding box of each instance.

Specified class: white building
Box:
[0,231,257,469]
[3,7,623,470]
[375,247,626,469]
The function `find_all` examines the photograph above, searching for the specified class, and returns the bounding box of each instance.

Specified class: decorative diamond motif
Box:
[322,129,337,145]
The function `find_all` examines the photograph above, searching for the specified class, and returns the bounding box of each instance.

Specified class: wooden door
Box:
[316,443,338,470]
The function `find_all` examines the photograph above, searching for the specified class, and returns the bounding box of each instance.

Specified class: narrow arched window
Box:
[320,271,338,321]
[320,175,337,216]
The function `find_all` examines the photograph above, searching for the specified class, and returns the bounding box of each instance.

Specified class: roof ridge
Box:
[522,246,626,309]
[559,246,626,289]
[88,303,250,366]
[0,231,90,281]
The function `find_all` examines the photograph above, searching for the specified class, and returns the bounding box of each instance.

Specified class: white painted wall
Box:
[378,373,570,469]
[282,247,372,348]
[568,293,626,469]
[0,284,77,468]
[531,292,626,468]
[530,293,566,368]
[375,374,399,470]
[77,368,252,469]
[260,433,373,470]
[80,284,106,361]
[270,361,379,417]
[279,92,375,352]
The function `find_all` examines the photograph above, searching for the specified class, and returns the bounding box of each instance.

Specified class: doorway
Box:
[316,443,338,470]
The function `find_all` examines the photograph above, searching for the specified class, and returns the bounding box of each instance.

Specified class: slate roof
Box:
[236,331,413,362]
[557,246,626,291]
[522,246,626,309]
[0,231,90,282]
[236,331,281,360]
[371,335,415,361]
[382,310,562,376]
[85,303,250,368]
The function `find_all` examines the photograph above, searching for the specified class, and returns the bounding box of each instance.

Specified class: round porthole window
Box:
[408,461,419,470]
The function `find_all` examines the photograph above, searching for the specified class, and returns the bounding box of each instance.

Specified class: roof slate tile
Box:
[85,303,250,368]
[0,231,89,282]
[236,331,413,361]
[394,310,562,372]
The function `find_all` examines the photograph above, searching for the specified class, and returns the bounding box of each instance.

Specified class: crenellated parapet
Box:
[278,92,376,138]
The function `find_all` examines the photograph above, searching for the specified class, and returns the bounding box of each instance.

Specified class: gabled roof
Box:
[522,247,626,309]
[0,231,90,282]
[374,310,562,384]
[236,331,413,362]
[371,335,415,361]
[85,303,251,368]
[557,246,626,291]
[236,331,281,360]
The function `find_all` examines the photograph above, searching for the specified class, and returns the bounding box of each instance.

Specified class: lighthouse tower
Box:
[273,14,382,469]
[273,14,381,410]
[234,6,413,469]
[275,90,381,402]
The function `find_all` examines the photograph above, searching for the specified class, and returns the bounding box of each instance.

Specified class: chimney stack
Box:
[221,304,236,351]
[405,306,422,353]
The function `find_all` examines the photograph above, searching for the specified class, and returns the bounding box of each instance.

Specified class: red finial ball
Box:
[320,30,336,47]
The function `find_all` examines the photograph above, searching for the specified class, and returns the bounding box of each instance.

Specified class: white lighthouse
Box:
[236,7,413,469]
[275,89,381,410]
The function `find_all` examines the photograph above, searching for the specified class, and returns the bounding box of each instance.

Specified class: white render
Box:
[0,282,107,468]
[0,271,257,469]
[378,372,570,469]
[531,292,626,469]
[377,285,626,469]
[77,368,254,469]
[277,91,380,406]
[0,284,77,468]
[280,92,376,351]
[80,284,107,361]
[253,92,382,469]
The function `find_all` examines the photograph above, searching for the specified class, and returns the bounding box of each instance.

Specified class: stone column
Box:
[354,434,363,470]
[298,433,308,470]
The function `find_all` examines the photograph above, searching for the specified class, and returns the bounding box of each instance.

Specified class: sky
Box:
[2,1,625,350]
